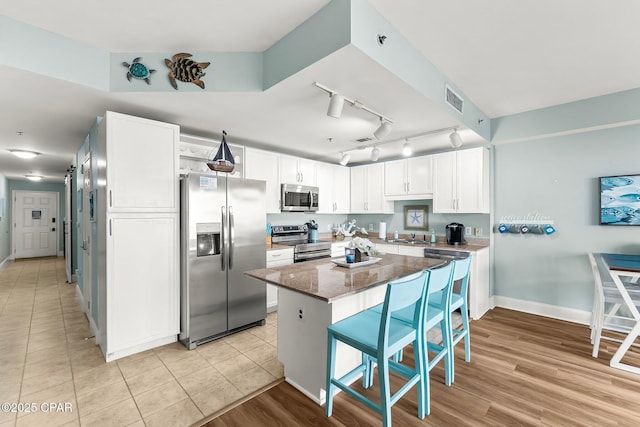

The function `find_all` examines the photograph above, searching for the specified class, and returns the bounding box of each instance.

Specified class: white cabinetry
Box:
[384,156,433,199]
[375,243,399,254]
[317,162,350,213]
[96,111,180,362]
[350,164,393,213]
[246,148,281,214]
[280,155,316,186]
[432,147,489,213]
[266,248,294,312]
[397,245,425,257]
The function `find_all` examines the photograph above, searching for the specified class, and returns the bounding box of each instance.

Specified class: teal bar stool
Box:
[365,261,456,391]
[325,270,431,426]
[428,254,472,385]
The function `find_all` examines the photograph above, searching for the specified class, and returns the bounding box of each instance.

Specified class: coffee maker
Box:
[446,222,465,245]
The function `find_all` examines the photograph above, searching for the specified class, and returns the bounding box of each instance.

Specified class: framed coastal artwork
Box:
[600,174,640,225]
[404,205,429,231]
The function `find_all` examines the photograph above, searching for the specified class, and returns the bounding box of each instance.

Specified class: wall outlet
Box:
[368,223,374,231]
[475,227,483,237]
[297,306,304,321]
[465,226,474,236]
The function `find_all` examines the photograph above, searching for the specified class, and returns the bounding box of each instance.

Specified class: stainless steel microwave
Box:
[281,184,319,212]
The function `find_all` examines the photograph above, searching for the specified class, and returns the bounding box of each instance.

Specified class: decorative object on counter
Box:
[355,227,369,238]
[266,223,272,247]
[165,52,210,90]
[334,219,357,238]
[431,229,437,243]
[344,247,355,263]
[348,237,378,262]
[446,222,465,245]
[404,205,429,231]
[122,57,155,84]
[331,256,382,268]
[393,230,399,240]
[207,131,235,173]
[305,220,319,242]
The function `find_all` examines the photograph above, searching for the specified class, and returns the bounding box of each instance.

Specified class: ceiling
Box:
[2,0,640,183]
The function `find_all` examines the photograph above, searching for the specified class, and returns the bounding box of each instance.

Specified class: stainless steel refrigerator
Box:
[180,172,267,349]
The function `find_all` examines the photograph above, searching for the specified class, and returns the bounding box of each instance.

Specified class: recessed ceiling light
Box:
[10,149,40,159]
[25,174,43,181]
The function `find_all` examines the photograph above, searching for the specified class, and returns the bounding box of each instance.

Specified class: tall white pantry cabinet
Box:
[95,111,180,362]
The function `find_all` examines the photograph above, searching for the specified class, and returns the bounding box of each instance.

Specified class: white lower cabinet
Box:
[330,241,350,258]
[102,214,179,361]
[266,248,294,312]
[374,244,399,255]
[397,245,425,257]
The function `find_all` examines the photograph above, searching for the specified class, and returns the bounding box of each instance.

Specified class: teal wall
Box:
[493,124,640,311]
[7,180,65,255]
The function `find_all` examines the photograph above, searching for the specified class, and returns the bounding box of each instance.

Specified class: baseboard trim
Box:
[0,255,10,271]
[493,295,591,325]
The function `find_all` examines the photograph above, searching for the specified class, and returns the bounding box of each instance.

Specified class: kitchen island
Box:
[245,253,445,404]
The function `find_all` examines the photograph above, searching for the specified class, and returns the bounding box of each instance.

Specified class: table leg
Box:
[610,319,640,375]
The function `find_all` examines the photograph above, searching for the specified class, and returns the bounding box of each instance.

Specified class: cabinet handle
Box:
[272,253,282,257]
[109,219,112,236]
[407,182,410,193]
[301,172,304,182]
[109,190,112,207]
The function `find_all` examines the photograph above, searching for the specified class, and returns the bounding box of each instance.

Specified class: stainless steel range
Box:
[271,224,331,262]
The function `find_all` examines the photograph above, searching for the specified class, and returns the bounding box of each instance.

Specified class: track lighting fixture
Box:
[373,118,392,141]
[327,93,345,119]
[25,174,43,181]
[402,140,412,156]
[449,129,463,148]
[339,152,351,166]
[370,146,380,162]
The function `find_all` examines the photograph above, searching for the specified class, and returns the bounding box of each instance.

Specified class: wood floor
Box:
[199,308,640,426]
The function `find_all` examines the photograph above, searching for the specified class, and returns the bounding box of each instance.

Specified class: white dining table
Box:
[600,253,640,374]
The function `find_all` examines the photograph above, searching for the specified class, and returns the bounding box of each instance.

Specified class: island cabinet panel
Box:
[245,148,281,214]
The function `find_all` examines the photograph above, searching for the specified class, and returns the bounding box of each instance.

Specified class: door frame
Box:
[11,189,60,260]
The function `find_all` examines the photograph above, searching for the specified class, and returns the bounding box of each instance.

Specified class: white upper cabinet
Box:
[350,163,393,213]
[432,147,489,213]
[280,155,316,186]
[245,148,281,214]
[105,112,179,212]
[384,156,433,199]
[317,162,350,213]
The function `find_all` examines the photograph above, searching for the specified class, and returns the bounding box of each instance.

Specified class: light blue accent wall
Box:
[7,180,65,254]
[110,52,263,92]
[491,87,640,143]
[0,16,109,90]
[0,174,9,263]
[349,0,490,140]
[263,0,352,89]
[493,124,640,311]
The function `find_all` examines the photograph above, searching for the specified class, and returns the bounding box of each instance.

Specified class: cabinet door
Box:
[298,158,316,186]
[397,245,424,257]
[246,149,281,214]
[106,214,179,354]
[332,165,350,213]
[375,244,399,254]
[457,148,489,213]
[316,162,335,213]
[432,151,457,213]
[384,160,407,196]
[279,156,300,184]
[367,163,392,213]
[350,166,367,213]
[407,156,433,195]
[106,112,179,212]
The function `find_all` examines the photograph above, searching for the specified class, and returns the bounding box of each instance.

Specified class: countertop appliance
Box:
[271,224,331,262]
[180,172,267,350]
[446,222,465,246]
[281,184,319,212]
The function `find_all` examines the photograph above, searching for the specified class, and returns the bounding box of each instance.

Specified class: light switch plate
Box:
[475,228,483,237]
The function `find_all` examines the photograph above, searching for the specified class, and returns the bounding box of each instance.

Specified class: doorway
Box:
[12,190,59,259]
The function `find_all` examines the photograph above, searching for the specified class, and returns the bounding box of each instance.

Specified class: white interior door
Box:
[13,190,59,258]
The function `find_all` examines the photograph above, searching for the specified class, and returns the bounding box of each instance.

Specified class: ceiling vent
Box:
[354,137,373,143]
[445,85,464,115]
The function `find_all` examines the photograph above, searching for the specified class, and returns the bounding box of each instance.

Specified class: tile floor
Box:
[0,257,283,427]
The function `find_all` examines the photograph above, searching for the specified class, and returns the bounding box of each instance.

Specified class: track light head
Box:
[339,152,351,166]
[370,146,380,162]
[374,119,392,140]
[402,140,412,156]
[327,93,345,119]
[449,130,463,148]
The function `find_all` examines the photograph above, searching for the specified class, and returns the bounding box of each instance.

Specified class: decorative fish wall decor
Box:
[165,53,210,90]
[122,57,155,84]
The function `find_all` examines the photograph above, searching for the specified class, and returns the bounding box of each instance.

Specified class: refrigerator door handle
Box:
[229,206,235,270]
[221,206,226,271]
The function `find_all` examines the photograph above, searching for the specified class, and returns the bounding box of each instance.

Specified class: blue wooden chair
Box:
[428,254,472,385]
[325,270,430,426]
[362,262,455,414]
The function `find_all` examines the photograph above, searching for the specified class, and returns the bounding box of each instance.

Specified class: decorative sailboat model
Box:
[207,130,235,173]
